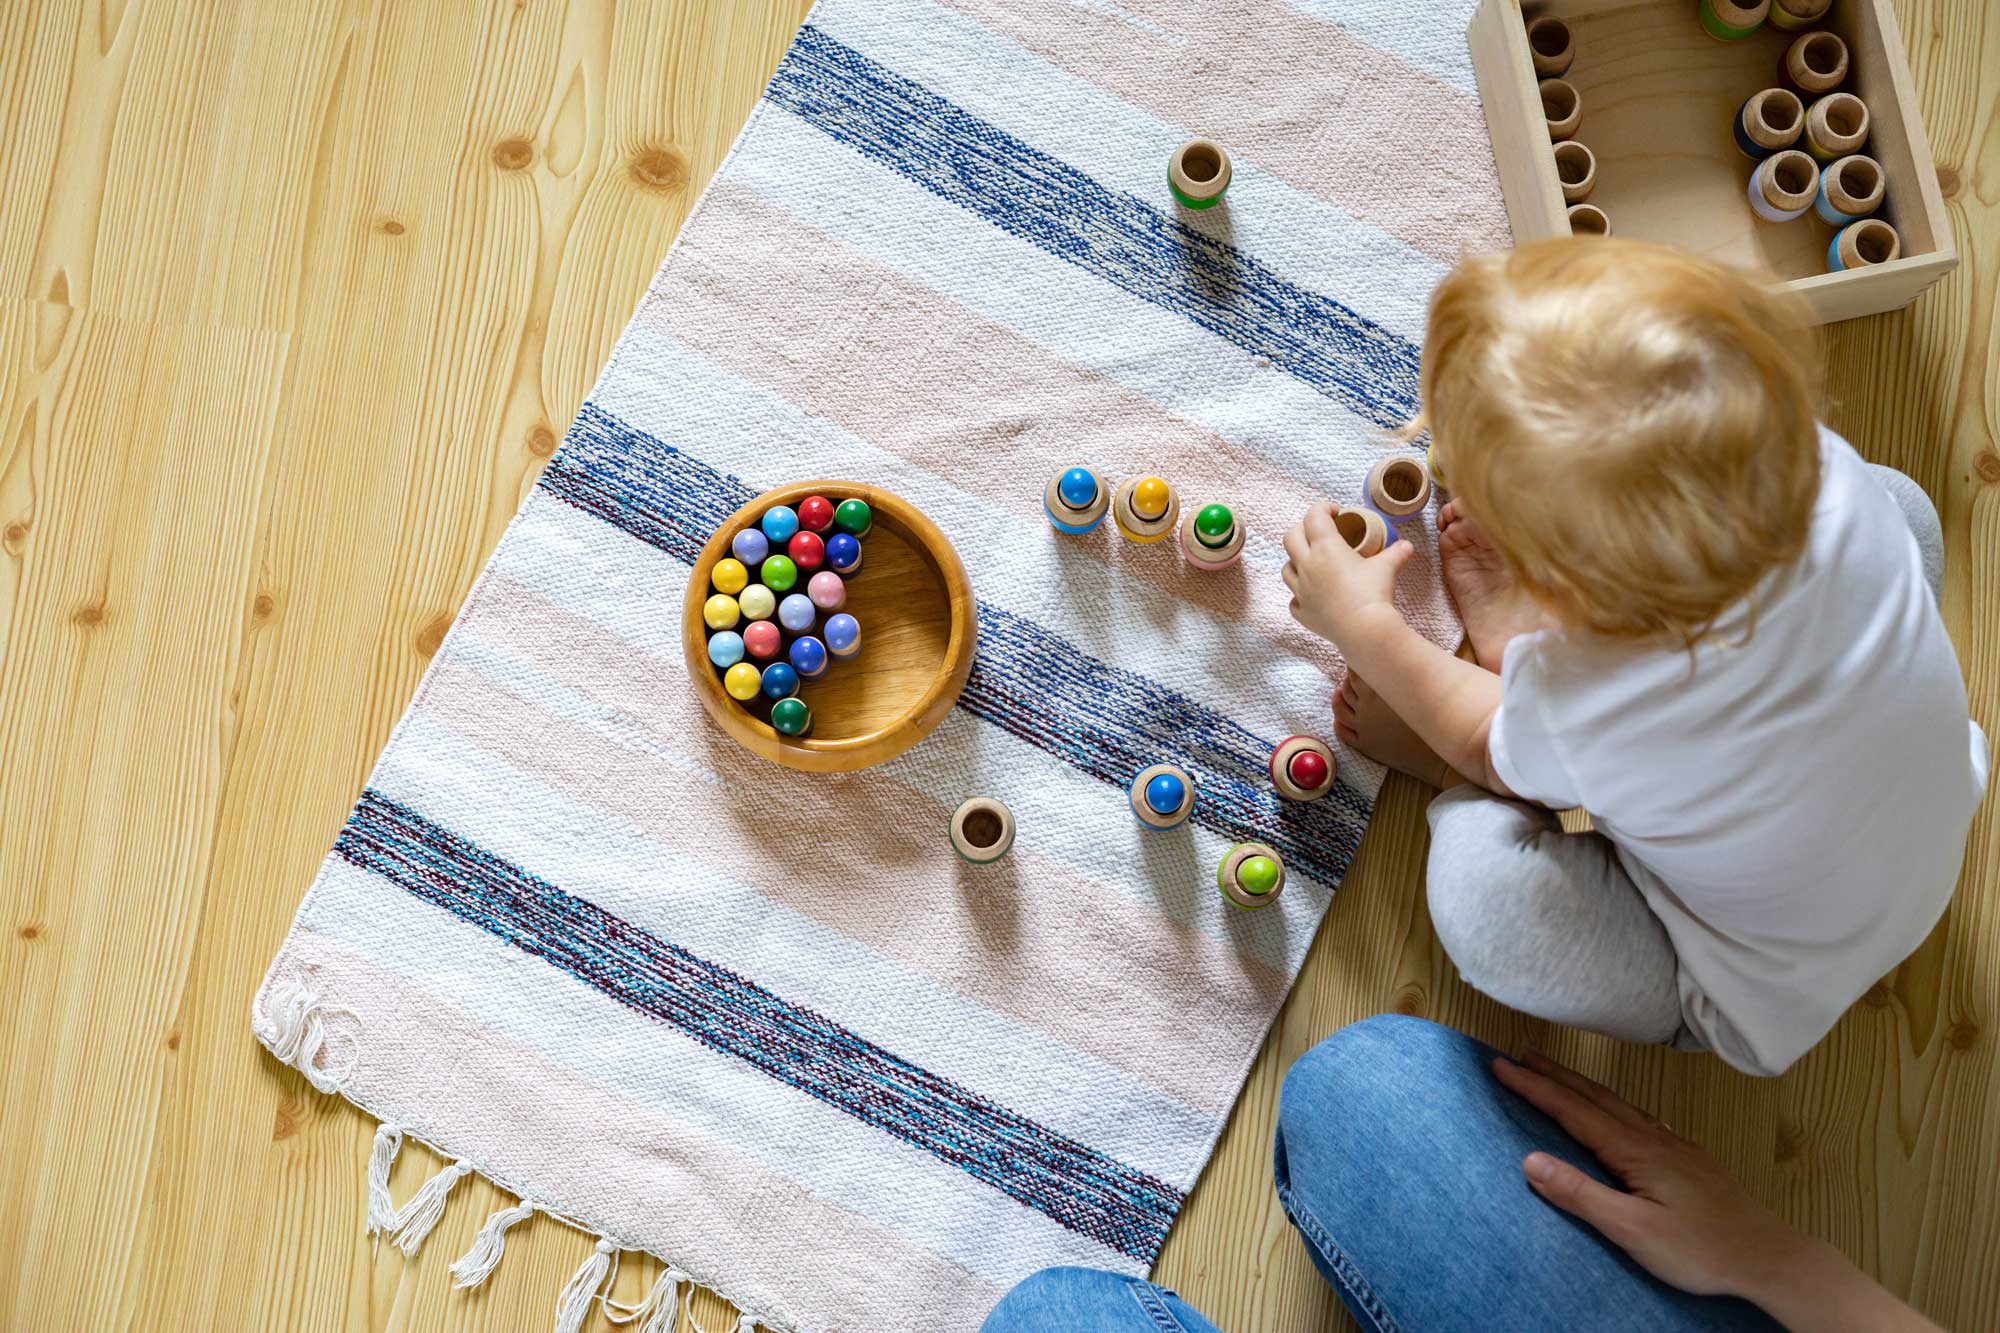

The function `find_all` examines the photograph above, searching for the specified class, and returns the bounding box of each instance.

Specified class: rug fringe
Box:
[554,1238,618,1333]
[390,1159,474,1257]
[604,1263,686,1332]
[451,1196,537,1288]
[255,976,356,1093]
[365,1123,404,1236]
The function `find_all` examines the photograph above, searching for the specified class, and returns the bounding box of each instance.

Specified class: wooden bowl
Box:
[683,481,976,772]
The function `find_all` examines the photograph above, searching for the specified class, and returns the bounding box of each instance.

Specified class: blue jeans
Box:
[981,1016,1776,1332]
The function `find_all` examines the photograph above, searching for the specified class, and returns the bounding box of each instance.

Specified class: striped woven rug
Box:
[254,2,1507,1328]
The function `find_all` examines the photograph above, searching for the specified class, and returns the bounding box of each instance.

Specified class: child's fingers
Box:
[1283,522,1309,566]
[1281,561,1298,594]
[1302,503,1344,551]
[1381,541,1416,578]
[1438,499,1461,528]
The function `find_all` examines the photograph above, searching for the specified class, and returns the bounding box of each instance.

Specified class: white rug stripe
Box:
[811,0,1445,341]
[299,860,1133,1285]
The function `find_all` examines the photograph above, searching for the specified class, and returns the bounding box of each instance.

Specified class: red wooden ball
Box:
[1288,749,1330,791]
[743,620,782,660]
[789,530,826,572]
[797,495,835,533]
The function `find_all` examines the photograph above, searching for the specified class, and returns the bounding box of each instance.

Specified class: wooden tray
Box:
[682,481,977,772]
[1469,0,1956,324]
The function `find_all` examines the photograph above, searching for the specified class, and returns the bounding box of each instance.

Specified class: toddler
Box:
[1285,239,1987,1077]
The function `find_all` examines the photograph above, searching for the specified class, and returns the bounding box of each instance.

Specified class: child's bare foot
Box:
[1334,673,1453,788]
[1438,499,1543,672]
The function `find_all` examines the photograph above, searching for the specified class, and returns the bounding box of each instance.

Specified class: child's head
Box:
[1419,238,1821,644]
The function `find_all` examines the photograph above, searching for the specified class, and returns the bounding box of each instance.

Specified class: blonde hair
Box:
[1415,238,1821,646]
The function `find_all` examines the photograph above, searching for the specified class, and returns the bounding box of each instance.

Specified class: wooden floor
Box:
[1,1,1993,1328]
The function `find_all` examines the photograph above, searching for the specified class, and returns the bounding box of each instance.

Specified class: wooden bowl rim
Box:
[682,480,977,772]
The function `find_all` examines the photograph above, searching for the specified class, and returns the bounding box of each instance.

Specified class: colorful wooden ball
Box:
[723,662,761,700]
[731,528,769,566]
[1059,468,1098,508]
[1193,503,1234,547]
[706,630,745,669]
[1130,763,1196,829]
[824,612,860,659]
[703,593,741,631]
[778,592,817,633]
[797,494,835,533]
[770,695,812,736]
[743,620,782,660]
[711,557,749,596]
[825,532,862,575]
[760,662,799,700]
[788,530,825,572]
[832,498,873,537]
[760,505,800,543]
[761,553,798,592]
[790,634,828,679]
[1271,736,1337,802]
[738,584,776,621]
[1145,771,1185,816]
[1218,841,1287,910]
[1133,476,1171,521]
[807,570,846,612]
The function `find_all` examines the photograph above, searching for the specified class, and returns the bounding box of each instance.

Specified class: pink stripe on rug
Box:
[635,182,1403,670]
[438,575,1292,1113]
[930,0,1511,264]
[282,930,1009,1330]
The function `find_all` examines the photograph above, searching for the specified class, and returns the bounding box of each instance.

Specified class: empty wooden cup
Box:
[1814,154,1884,225]
[1552,140,1597,203]
[1805,92,1869,162]
[1748,150,1819,222]
[1828,218,1901,272]
[1525,16,1575,77]
[1768,0,1831,30]
[1540,78,1581,141]
[1734,87,1804,159]
[1566,202,1611,236]
[1782,30,1848,93]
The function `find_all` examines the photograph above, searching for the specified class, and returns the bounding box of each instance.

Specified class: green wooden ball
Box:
[1194,503,1234,547]
[832,498,873,536]
[771,696,812,736]
[1237,855,1280,896]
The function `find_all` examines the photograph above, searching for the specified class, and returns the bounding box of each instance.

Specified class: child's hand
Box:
[1281,502,1414,646]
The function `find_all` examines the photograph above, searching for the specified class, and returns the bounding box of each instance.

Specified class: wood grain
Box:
[1,1,1994,1329]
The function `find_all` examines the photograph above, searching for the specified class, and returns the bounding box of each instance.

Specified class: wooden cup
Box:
[1735,87,1804,158]
[1566,202,1611,236]
[1814,154,1884,224]
[1540,78,1581,141]
[1805,92,1869,161]
[1168,139,1232,209]
[1829,218,1901,271]
[1524,16,1575,77]
[1366,456,1433,518]
[1749,150,1819,221]
[1332,506,1388,557]
[1552,140,1597,203]
[1783,31,1849,94]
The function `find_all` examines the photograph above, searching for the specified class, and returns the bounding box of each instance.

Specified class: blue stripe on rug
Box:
[540,402,1370,886]
[762,24,1422,431]
[336,788,1183,1260]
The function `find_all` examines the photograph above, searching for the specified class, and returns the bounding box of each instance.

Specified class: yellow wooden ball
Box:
[1133,476,1170,520]
[703,593,741,631]
[712,557,749,596]
[723,662,761,700]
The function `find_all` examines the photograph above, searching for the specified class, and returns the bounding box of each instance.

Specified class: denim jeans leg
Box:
[1271,1015,1778,1332]
[980,1266,1226,1333]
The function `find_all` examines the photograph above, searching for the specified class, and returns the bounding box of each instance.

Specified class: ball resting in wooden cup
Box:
[1218,842,1287,911]
[1270,735,1337,803]
[1365,456,1432,519]
[1178,502,1244,570]
[1130,763,1196,830]
[684,480,976,773]
[1112,474,1181,544]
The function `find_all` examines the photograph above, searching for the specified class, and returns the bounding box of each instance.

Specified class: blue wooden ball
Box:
[706,631,745,669]
[778,592,817,633]
[760,662,799,700]
[790,635,828,678]
[825,532,862,575]
[1058,467,1098,508]
[760,505,800,544]
[1145,771,1186,816]
[731,528,769,566]
[824,612,860,658]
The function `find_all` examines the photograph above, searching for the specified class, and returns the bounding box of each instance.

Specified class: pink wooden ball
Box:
[807,569,847,612]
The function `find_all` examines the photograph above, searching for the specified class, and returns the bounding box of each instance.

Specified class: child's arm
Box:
[1284,503,1514,795]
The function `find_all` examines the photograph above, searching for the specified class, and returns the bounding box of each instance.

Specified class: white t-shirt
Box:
[1488,428,1988,1076]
